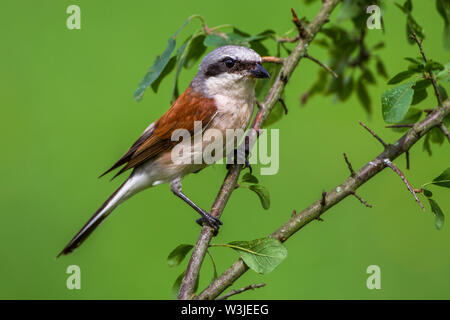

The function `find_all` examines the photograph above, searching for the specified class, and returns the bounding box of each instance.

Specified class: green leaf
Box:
[338,75,354,101]
[241,172,259,184]
[171,37,191,103]
[376,58,389,79]
[263,100,285,127]
[184,35,207,69]
[423,131,432,156]
[436,0,450,49]
[356,78,372,115]
[438,85,448,101]
[388,107,422,133]
[424,60,445,72]
[167,244,194,267]
[382,81,415,123]
[430,127,445,145]
[249,185,270,209]
[436,62,450,82]
[432,167,450,188]
[204,34,232,47]
[151,56,177,93]
[227,238,288,274]
[388,70,415,84]
[423,189,433,198]
[338,0,360,21]
[413,79,431,90]
[134,17,195,101]
[411,88,428,105]
[428,198,445,230]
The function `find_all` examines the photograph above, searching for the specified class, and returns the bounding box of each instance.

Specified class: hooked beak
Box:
[249,63,270,79]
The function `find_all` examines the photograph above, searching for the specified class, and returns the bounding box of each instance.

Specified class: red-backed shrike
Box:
[58,45,270,257]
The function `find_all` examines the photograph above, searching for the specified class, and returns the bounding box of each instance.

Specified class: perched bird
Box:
[58,45,270,257]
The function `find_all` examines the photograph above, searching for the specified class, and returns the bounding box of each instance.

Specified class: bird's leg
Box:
[226,138,252,173]
[170,177,222,234]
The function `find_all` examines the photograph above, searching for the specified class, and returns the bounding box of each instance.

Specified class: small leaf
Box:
[338,75,354,101]
[423,189,433,198]
[227,238,288,274]
[411,88,428,105]
[249,185,270,209]
[241,172,259,184]
[184,35,207,69]
[381,81,415,123]
[428,198,445,230]
[388,70,415,84]
[134,17,195,101]
[151,56,177,93]
[438,85,448,101]
[167,244,194,267]
[436,62,450,82]
[356,78,372,114]
[432,167,450,188]
[413,79,431,90]
[424,60,445,72]
[423,132,432,156]
[376,58,389,79]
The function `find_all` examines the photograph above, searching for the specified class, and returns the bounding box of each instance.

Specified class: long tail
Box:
[57,178,138,257]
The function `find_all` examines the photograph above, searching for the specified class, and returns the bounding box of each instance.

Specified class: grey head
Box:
[191,45,270,96]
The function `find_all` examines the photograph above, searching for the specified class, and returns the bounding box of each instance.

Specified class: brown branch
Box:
[359,121,388,148]
[198,98,450,300]
[290,8,309,38]
[351,191,372,208]
[261,56,284,64]
[385,124,415,128]
[216,283,266,300]
[178,0,340,300]
[304,53,338,78]
[278,35,300,43]
[410,32,443,107]
[343,153,356,177]
[383,159,424,210]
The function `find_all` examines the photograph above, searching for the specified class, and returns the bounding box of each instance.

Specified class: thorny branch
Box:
[197,97,450,300]
[178,0,341,300]
[216,283,266,300]
[178,0,450,301]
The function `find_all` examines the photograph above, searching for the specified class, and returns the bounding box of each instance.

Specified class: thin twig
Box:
[279,98,288,114]
[304,53,338,78]
[351,191,372,208]
[385,124,415,128]
[440,123,450,143]
[262,56,284,64]
[343,153,356,177]
[383,159,424,210]
[278,35,300,43]
[290,8,309,38]
[410,32,442,107]
[359,121,388,147]
[216,283,266,300]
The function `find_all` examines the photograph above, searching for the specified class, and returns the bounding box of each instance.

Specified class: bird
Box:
[57,45,270,257]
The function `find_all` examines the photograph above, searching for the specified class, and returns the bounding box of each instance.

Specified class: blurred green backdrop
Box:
[0,0,449,299]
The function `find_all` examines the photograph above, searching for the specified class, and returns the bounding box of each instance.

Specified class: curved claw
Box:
[196,215,222,236]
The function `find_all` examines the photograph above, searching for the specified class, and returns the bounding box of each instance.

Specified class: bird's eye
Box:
[224,58,235,68]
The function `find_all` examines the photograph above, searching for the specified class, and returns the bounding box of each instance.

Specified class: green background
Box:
[1,0,449,299]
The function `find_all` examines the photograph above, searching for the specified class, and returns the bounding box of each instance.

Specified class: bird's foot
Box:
[226,148,252,173]
[195,213,222,236]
